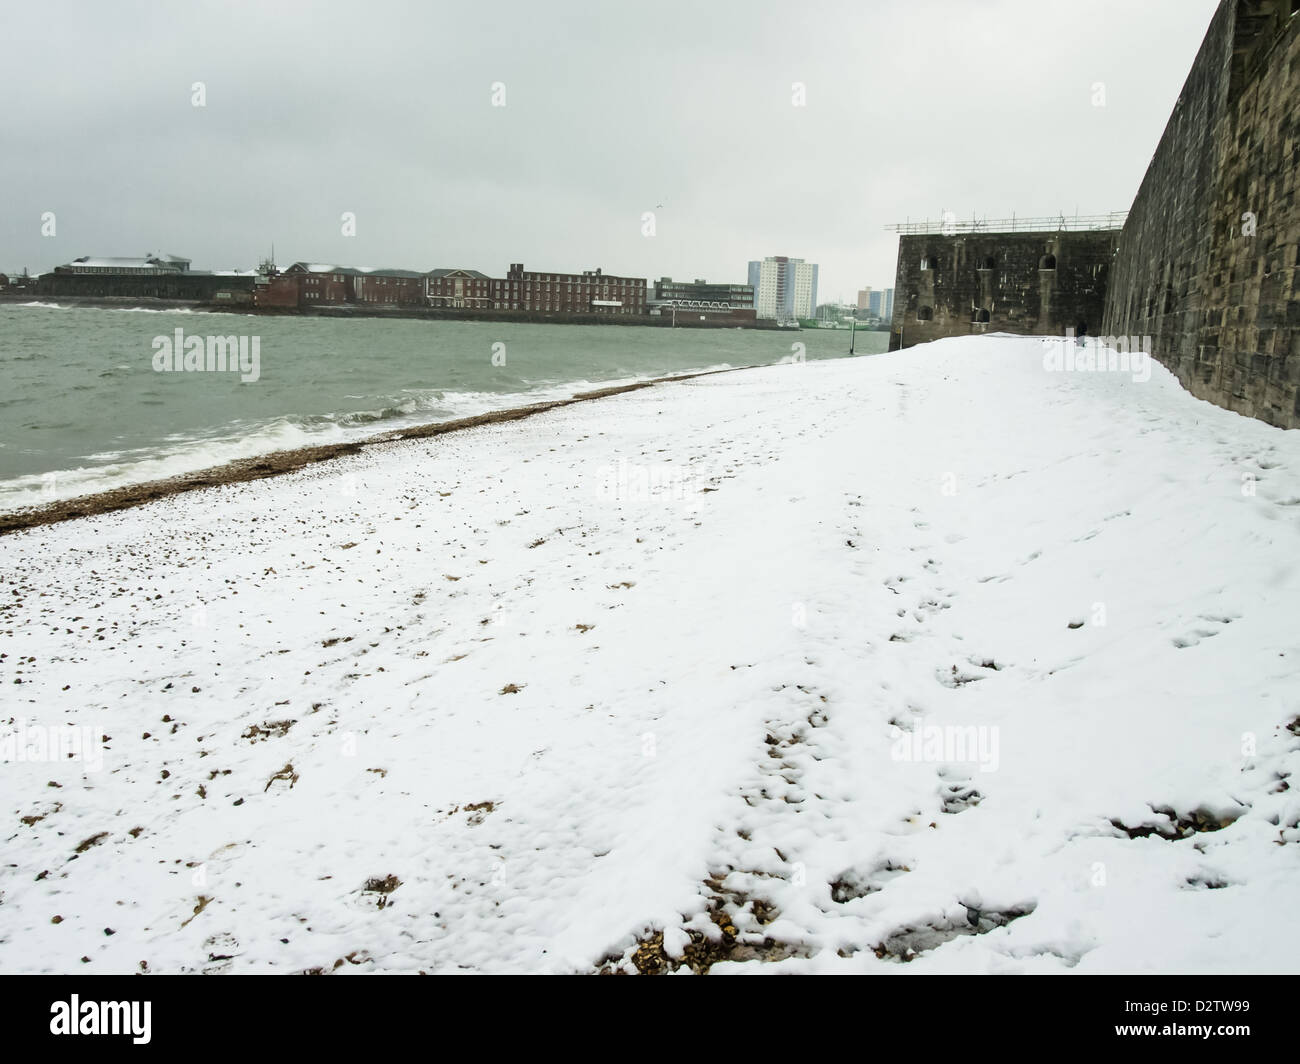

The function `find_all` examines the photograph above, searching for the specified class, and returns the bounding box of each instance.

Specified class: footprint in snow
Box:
[1171,614,1237,648]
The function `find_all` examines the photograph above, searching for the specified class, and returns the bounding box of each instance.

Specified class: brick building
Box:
[253,270,303,308]
[282,263,354,306]
[255,263,423,308]
[495,264,646,315]
[426,268,494,309]
[253,260,650,316]
[352,267,426,306]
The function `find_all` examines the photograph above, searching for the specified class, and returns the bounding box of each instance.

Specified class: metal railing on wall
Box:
[884,211,1128,235]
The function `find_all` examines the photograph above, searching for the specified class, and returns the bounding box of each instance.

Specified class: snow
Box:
[64,258,177,270]
[2,334,1298,974]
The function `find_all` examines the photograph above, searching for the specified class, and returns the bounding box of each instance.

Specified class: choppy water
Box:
[0,304,887,510]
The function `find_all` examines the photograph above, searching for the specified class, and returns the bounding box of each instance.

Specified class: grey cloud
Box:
[0,0,1221,298]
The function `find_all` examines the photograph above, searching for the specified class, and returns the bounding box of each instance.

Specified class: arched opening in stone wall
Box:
[974,308,990,323]
[1039,254,1057,270]
[978,256,996,271]
[917,305,933,321]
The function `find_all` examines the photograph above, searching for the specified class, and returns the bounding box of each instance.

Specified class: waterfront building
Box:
[747,256,818,320]
[351,267,425,306]
[42,253,257,301]
[653,277,753,308]
[494,264,646,315]
[426,268,493,309]
[54,253,192,276]
[254,262,424,308]
[272,263,355,306]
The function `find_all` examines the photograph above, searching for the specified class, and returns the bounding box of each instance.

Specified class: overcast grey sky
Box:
[0,0,1221,301]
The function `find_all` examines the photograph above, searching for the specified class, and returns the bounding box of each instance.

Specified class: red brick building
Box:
[253,271,302,308]
[493,264,646,315]
[254,263,423,308]
[252,263,355,308]
[426,268,494,309]
[352,267,425,306]
[252,260,650,316]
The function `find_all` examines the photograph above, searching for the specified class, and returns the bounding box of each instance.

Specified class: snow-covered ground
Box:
[2,335,1298,974]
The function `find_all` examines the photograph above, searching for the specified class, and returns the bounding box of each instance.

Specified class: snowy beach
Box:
[2,334,1298,974]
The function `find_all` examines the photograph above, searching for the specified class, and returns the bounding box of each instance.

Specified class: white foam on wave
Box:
[0,417,349,512]
[3,302,245,316]
[0,359,743,513]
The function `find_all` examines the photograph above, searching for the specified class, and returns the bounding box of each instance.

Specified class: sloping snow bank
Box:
[1,335,1297,974]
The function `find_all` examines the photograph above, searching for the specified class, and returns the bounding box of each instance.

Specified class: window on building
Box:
[917,306,933,321]
[974,308,990,323]
[1039,254,1057,270]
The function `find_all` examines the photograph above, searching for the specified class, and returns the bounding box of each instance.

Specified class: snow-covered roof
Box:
[67,257,183,270]
[352,266,425,278]
[284,262,428,278]
[288,263,359,275]
[427,267,490,280]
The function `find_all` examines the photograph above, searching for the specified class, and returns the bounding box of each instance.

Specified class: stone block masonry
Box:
[889,230,1117,350]
[888,1,1298,430]
[1102,0,1299,429]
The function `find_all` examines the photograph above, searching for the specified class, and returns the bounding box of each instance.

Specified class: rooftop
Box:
[65,256,184,270]
[426,268,490,280]
[355,266,427,279]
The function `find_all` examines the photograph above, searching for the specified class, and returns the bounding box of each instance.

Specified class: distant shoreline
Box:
[0,364,773,537]
[0,293,894,332]
[0,293,809,330]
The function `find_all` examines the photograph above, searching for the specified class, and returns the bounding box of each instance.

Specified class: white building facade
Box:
[747,256,819,320]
